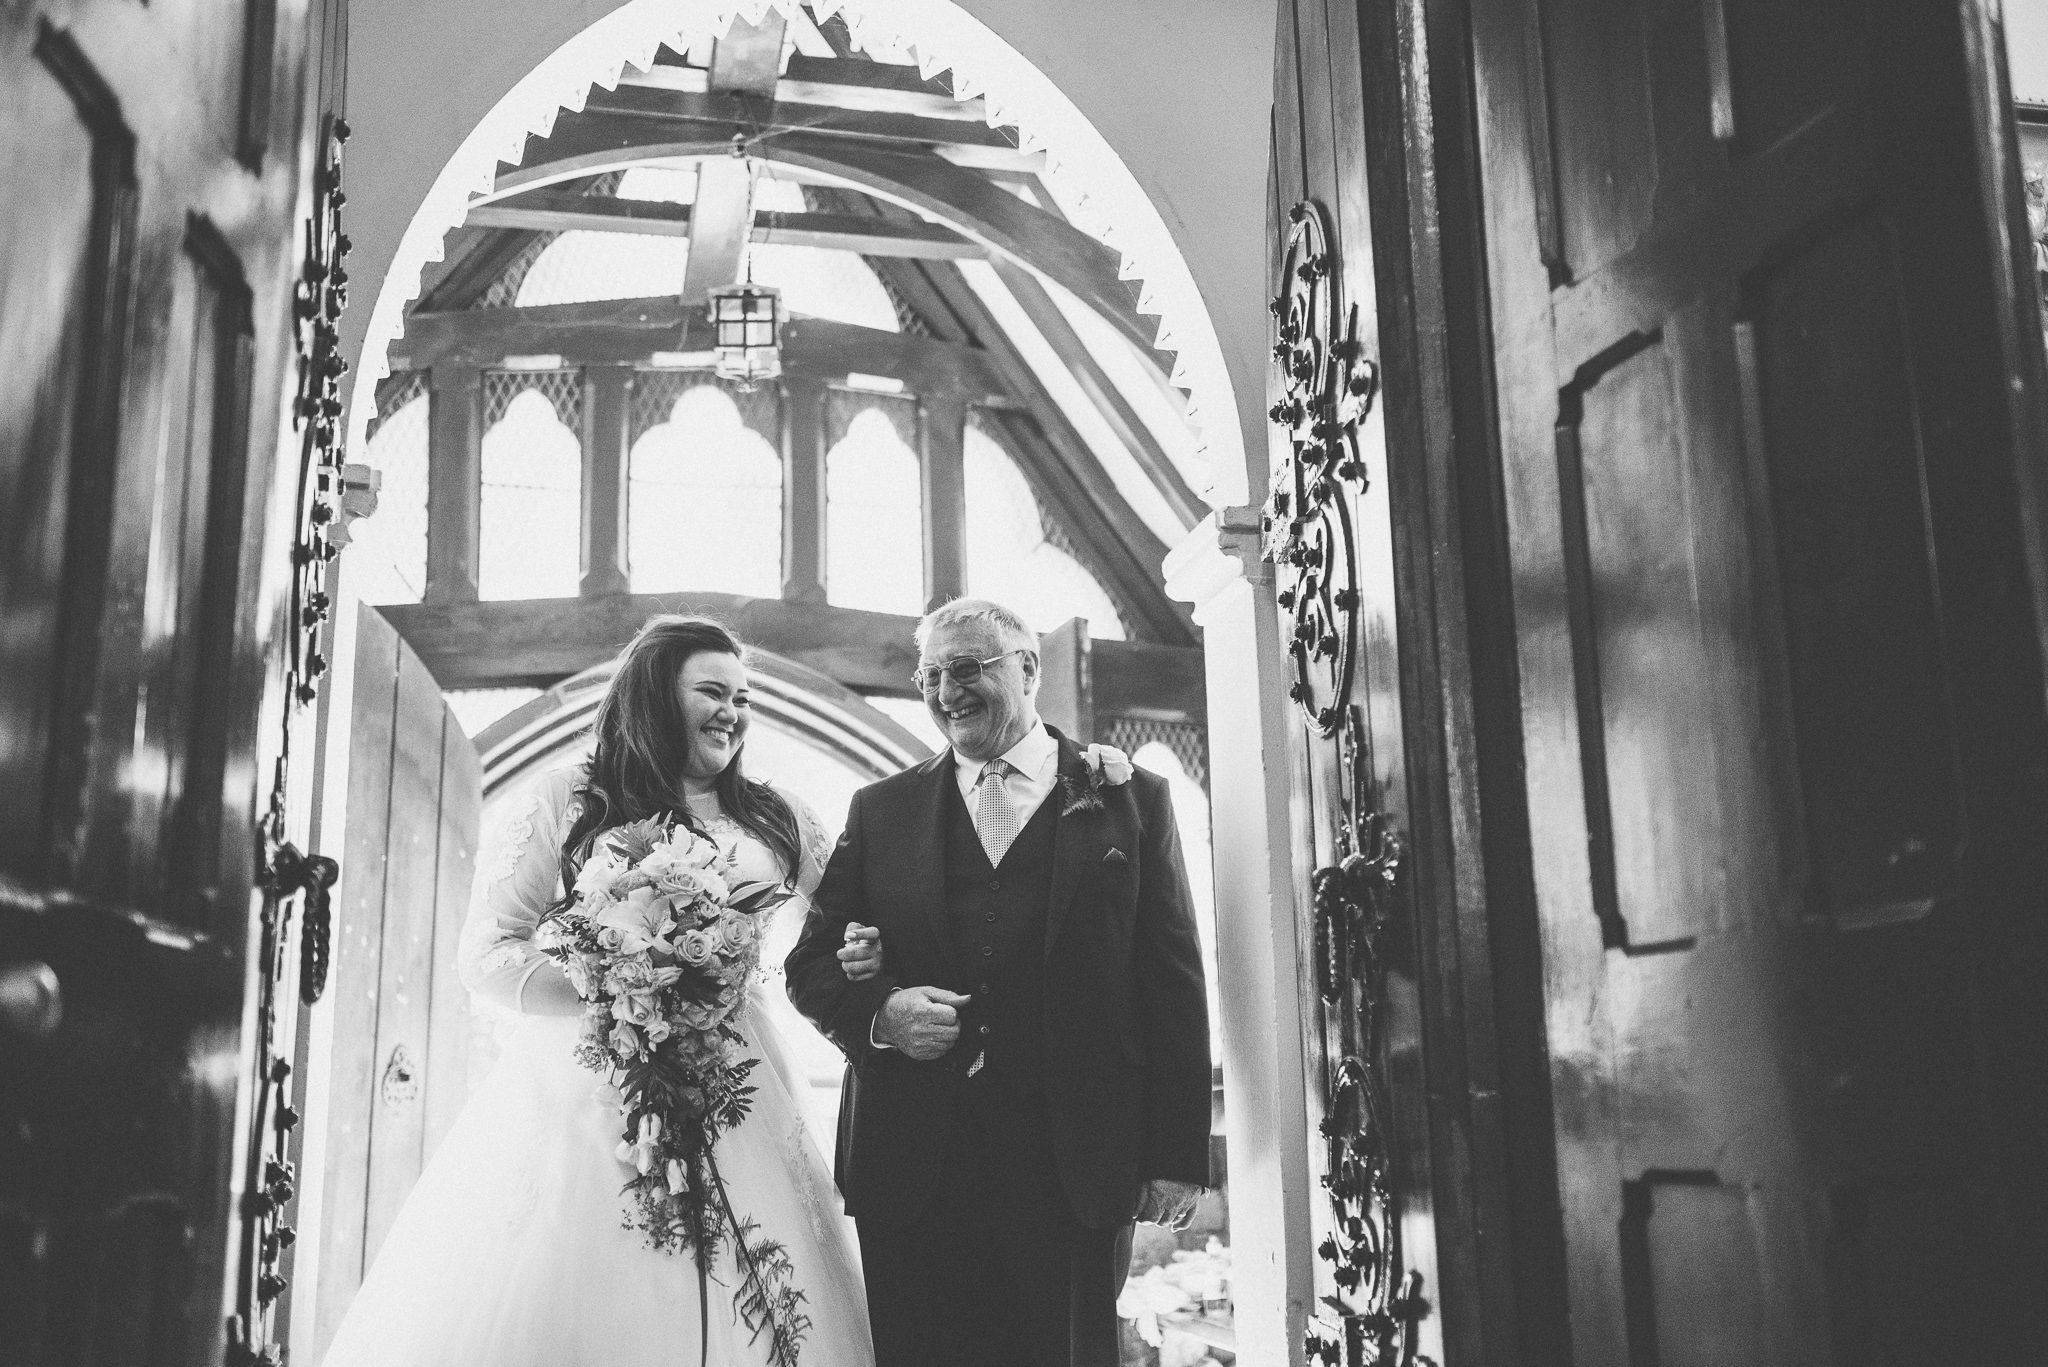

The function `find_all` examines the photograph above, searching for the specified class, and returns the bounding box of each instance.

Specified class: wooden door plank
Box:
[423,706,483,1157]
[310,607,401,1355]
[359,643,446,1265]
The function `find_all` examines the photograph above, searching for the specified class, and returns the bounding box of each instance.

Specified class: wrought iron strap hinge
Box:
[1263,201,1428,1367]
[1261,201,1379,739]
[228,111,353,1367]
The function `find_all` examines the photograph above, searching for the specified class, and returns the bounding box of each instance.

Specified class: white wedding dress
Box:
[319,768,872,1367]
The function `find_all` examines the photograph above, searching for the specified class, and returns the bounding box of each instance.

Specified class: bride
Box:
[320,615,874,1366]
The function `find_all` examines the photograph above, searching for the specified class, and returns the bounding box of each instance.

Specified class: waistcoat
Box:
[943,782,1059,1093]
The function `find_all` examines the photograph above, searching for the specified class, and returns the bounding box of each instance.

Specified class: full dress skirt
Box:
[318,771,871,1367]
[318,988,870,1367]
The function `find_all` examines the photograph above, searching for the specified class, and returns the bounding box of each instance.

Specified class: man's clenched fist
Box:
[874,985,973,1061]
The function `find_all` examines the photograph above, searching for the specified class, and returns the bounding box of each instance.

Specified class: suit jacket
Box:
[784,726,1211,1229]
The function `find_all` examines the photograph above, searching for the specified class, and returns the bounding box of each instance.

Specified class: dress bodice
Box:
[457,769,832,1013]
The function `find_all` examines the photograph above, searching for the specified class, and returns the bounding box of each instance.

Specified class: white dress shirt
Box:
[953,717,1059,826]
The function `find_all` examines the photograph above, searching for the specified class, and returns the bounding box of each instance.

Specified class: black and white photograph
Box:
[2,1,2045,1364]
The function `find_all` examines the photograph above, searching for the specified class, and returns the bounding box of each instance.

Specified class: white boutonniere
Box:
[1061,743,1134,816]
[1084,744,1135,785]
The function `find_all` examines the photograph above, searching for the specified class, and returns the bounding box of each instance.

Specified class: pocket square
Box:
[1103,847,1128,863]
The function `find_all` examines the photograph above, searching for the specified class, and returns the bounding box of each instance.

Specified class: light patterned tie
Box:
[975,758,1021,867]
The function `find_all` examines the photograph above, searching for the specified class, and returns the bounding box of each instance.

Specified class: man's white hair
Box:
[915,597,1037,656]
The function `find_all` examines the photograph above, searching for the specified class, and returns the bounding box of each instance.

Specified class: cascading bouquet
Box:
[532,815,810,1367]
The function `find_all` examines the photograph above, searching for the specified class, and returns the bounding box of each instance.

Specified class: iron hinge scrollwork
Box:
[227,111,354,1367]
[1263,200,1429,1367]
[1263,201,1379,738]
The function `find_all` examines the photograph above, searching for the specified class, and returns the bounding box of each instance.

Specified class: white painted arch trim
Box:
[347,0,1248,506]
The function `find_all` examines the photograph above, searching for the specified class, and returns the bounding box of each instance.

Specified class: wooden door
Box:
[0,3,342,1363]
[305,605,482,1363]
[1466,0,2048,1360]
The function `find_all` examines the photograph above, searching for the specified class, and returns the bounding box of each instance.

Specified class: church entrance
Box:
[285,6,1237,1365]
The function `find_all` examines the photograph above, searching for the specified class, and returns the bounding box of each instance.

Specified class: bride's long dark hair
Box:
[556,615,803,894]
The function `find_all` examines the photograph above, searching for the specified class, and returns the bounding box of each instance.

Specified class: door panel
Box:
[1472,0,2048,1359]
[1746,214,1967,925]
[0,24,134,881]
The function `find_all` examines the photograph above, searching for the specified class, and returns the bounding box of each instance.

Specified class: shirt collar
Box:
[954,717,1056,781]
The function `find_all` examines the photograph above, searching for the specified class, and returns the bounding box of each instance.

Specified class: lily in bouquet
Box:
[535,816,809,1367]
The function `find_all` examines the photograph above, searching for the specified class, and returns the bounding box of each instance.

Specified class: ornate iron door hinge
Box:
[1263,200,1430,1367]
[226,111,352,1367]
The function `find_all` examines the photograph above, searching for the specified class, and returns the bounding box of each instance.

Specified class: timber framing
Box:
[618,53,987,122]
[375,25,1205,664]
[482,118,1158,355]
[388,300,1013,400]
[379,593,1206,721]
[581,83,1026,160]
[840,214,1196,642]
[989,260,1206,527]
[463,192,982,260]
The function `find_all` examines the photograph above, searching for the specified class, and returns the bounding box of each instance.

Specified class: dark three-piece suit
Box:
[784,726,1211,1367]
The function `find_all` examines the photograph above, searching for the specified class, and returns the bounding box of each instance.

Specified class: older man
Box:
[785,598,1211,1367]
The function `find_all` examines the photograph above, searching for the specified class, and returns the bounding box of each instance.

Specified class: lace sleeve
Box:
[457,769,580,1011]
[780,788,838,899]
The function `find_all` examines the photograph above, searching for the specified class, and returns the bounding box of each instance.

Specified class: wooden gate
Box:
[306,605,482,1361]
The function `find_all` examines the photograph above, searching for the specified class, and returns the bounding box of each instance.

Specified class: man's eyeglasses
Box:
[911,650,1026,694]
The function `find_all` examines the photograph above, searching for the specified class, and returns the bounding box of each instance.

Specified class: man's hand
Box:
[1134,1178,1203,1231]
[873,985,972,1061]
[839,923,883,982]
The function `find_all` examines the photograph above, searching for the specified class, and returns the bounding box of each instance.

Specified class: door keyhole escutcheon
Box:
[381,1044,420,1105]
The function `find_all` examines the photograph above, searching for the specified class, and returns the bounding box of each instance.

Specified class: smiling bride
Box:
[318,616,873,1367]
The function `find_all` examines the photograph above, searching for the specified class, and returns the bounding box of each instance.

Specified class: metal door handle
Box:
[0,961,62,1038]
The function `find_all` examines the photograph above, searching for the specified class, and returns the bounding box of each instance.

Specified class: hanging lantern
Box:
[707,280,783,389]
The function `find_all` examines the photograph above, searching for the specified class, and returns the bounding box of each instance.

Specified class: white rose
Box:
[1084,743,1135,786]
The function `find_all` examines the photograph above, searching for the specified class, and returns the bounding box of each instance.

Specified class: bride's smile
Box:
[676,652,752,786]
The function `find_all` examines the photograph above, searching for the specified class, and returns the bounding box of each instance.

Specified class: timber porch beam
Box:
[378,594,1206,721]
[581,83,1026,161]
[463,193,982,260]
[388,301,1012,401]
[482,124,1154,356]
[617,54,983,123]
